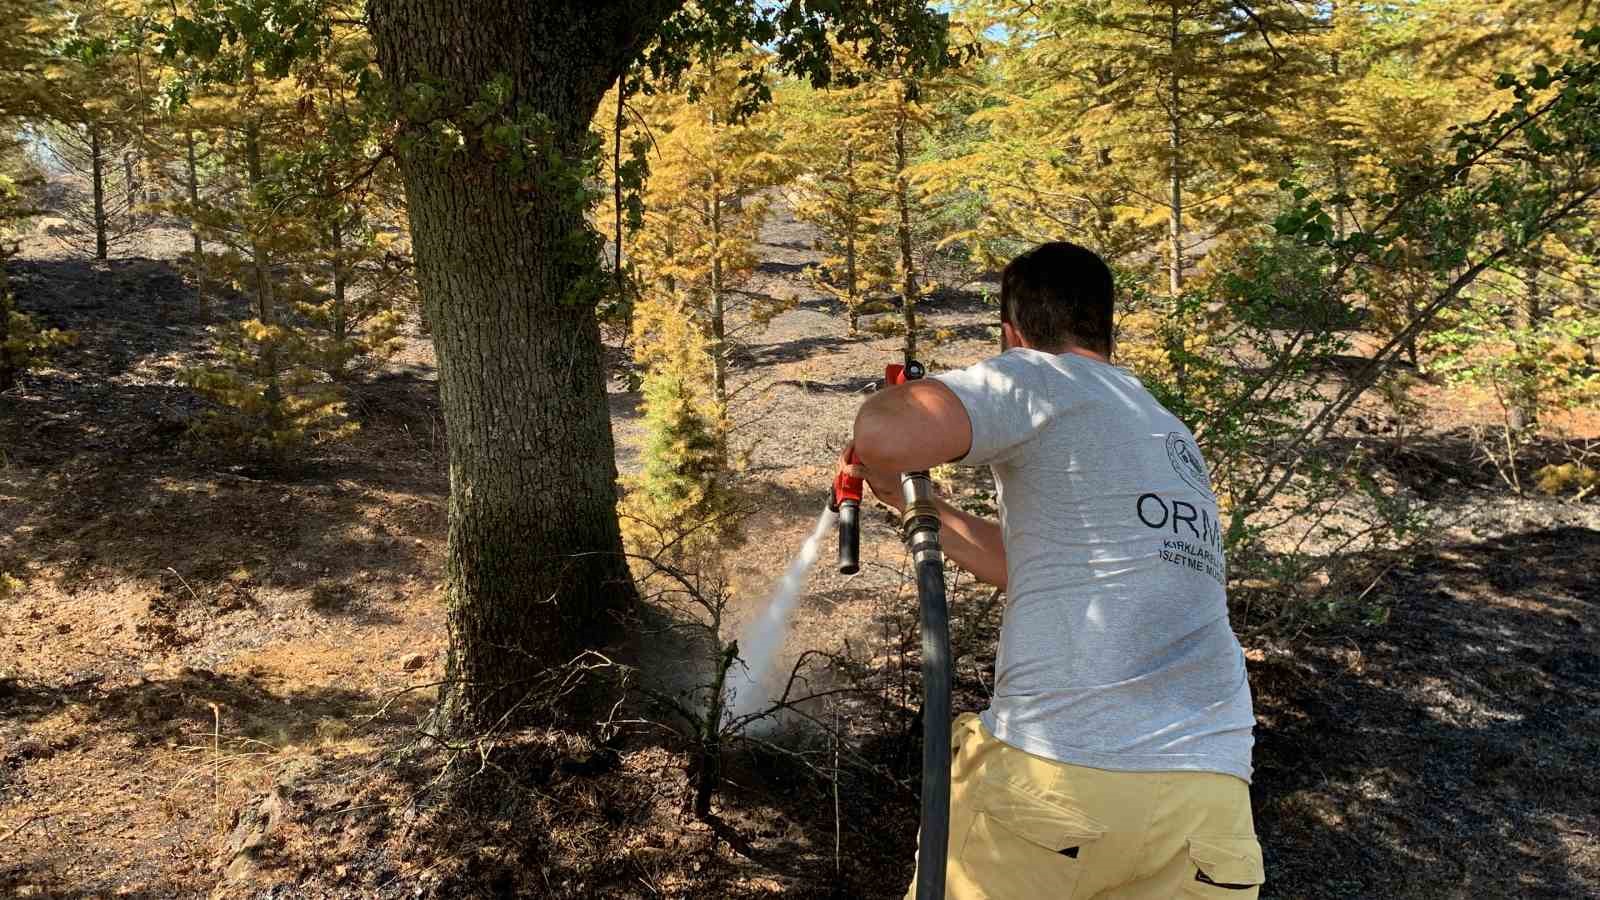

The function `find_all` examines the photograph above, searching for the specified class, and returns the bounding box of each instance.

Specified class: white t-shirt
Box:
[935,348,1256,782]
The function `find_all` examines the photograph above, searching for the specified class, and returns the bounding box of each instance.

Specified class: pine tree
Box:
[176,91,325,451]
[149,5,411,455]
[631,53,791,420]
[884,73,938,360]
[1276,1,1459,363]
[274,33,410,382]
[1358,0,1597,384]
[780,39,950,357]
[948,1,1316,295]
[39,0,151,259]
[619,288,737,559]
[779,73,897,336]
[918,10,1155,269]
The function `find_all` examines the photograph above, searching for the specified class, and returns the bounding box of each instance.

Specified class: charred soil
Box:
[1,213,1597,899]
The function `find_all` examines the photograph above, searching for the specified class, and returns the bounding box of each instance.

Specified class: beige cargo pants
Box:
[905,714,1264,900]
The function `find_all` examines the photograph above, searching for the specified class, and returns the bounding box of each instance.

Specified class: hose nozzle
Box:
[831,447,864,575]
[829,360,927,577]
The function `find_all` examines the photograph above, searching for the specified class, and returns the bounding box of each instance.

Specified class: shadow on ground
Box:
[0,669,427,900]
[1251,525,1600,899]
[1,256,447,638]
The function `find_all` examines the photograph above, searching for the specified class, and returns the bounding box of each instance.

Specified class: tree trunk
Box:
[614,78,626,300]
[1583,264,1596,369]
[1329,24,1349,244]
[243,120,281,409]
[708,111,728,419]
[1509,255,1543,433]
[844,145,859,336]
[244,123,269,321]
[694,640,738,819]
[123,150,138,222]
[90,124,107,260]
[370,0,656,734]
[894,88,918,363]
[329,200,349,370]
[1166,6,1183,298]
[186,130,205,306]
[1164,8,1189,388]
[1403,292,1420,367]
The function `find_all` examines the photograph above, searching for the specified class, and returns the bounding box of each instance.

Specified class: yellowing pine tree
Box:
[917,11,1156,270]
[619,289,737,559]
[40,0,154,259]
[779,75,897,336]
[275,27,409,381]
[631,52,791,419]
[781,37,952,359]
[167,15,404,456]
[952,1,1317,298]
[1337,1,1598,379]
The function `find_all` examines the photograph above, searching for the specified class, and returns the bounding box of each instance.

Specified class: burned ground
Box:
[2,212,1597,898]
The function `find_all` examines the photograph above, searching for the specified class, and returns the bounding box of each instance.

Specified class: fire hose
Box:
[830,360,952,900]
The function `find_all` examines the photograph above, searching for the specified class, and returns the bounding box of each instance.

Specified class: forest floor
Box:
[1,207,1598,899]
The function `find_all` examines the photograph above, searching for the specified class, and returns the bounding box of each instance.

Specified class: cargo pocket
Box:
[959,776,1104,900]
[1183,835,1265,897]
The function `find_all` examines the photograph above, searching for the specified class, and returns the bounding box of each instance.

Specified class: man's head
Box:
[999,241,1115,358]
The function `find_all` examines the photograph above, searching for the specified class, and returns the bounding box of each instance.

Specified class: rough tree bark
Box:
[369,0,678,733]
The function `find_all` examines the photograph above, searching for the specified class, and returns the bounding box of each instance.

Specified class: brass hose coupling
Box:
[900,471,943,566]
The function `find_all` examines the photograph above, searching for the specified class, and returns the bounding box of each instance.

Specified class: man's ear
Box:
[1001,321,1028,351]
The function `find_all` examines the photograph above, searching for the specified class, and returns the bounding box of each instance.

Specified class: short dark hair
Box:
[1000,242,1114,355]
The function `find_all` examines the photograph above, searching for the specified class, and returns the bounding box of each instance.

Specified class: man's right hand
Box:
[837,440,905,512]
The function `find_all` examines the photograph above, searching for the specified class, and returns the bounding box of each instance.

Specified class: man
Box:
[841,242,1263,899]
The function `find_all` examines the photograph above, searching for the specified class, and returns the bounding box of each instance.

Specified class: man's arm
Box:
[929,496,1008,589]
[852,380,972,473]
[846,383,1007,586]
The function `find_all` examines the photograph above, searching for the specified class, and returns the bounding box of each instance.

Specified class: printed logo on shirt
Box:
[1135,492,1227,586]
[1166,431,1214,498]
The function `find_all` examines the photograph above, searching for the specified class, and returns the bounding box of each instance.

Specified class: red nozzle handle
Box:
[832,446,863,509]
[834,448,863,575]
[831,361,924,575]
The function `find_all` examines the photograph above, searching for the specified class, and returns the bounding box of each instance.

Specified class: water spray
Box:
[726,507,838,722]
